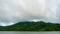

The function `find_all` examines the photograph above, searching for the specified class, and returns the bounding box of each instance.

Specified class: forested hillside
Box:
[0,21,60,31]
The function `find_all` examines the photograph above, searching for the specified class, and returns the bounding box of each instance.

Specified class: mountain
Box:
[0,21,60,31]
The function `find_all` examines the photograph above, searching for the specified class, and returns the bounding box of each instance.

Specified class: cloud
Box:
[0,0,60,26]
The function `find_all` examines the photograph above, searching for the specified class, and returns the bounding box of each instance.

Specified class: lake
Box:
[0,31,60,34]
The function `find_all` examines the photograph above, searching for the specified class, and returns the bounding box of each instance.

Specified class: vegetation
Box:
[0,21,60,31]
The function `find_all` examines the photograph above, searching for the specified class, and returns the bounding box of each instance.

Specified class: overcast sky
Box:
[0,0,60,26]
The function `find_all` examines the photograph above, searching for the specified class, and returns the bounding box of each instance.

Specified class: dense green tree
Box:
[0,21,60,31]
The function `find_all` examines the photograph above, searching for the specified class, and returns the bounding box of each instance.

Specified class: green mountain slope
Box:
[0,21,60,31]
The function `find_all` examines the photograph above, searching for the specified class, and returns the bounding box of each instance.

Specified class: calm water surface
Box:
[0,31,60,34]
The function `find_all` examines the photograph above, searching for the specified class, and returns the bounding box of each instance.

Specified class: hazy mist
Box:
[0,0,60,26]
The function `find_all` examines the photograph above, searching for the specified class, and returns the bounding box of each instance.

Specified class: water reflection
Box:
[0,31,60,34]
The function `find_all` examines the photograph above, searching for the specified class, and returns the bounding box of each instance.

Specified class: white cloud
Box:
[0,0,60,26]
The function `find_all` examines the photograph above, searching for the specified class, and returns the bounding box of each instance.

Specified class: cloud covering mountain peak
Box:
[0,0,60,26]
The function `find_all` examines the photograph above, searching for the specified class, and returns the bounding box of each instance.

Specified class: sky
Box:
[0,0,60,26]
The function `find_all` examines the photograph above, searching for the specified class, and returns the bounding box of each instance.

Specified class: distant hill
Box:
[0,21,60,31]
